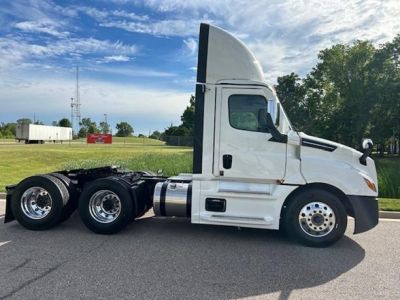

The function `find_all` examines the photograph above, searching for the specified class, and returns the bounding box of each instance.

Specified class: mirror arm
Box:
[359,141,373,166]
[268,127,288,143]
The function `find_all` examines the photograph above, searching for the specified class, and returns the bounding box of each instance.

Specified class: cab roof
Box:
[196,23,266,85]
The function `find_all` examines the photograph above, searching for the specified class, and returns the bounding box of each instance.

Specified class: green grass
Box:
[375,157,400,198]
[379,198,400,212]
[0,143,192,191]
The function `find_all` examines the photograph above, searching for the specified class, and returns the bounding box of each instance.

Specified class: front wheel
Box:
[283,189,347,247]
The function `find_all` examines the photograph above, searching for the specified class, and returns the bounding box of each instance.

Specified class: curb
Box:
[0,192,399,219]
[379,211,400,219]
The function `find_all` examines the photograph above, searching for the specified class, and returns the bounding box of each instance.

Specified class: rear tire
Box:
[11,175,69,230]
[50,173,78,222]
[283,189,347,247]
[78,177,134,234]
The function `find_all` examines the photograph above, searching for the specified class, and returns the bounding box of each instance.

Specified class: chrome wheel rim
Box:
[21,187,53,219]
[298,202,336,237]
[89,190,121,223]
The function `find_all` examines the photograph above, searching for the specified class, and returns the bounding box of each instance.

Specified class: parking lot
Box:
[0,199,399,299]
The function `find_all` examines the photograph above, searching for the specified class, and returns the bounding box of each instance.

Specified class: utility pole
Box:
[70,97,74,134]
[104,114,108,133]
[75,66,81,129]
[70,66,82,136]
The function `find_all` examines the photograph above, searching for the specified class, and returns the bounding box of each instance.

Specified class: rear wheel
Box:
[11,175,69,230]
[50,173,78,222]
[78,177,134,234]
[283,189,347,247]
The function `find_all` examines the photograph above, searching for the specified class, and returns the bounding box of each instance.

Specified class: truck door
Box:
[215,87,286,181]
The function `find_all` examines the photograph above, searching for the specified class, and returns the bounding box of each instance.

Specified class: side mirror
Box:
[360,138,373,165]
[258,109,287,143]
[362,139,373,150]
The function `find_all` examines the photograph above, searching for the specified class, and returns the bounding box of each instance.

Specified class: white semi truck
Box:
[4,24,378,247]
[16,124,72,144]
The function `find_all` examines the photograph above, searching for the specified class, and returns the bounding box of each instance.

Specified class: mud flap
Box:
[347,195,379,234]
[4,186,16,223]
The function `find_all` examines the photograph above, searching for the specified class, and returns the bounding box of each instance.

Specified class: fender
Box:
[301,156,377,197]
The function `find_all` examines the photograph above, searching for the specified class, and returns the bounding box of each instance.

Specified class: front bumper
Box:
[347,195,379,234]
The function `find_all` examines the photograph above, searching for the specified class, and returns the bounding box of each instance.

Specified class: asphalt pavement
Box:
[0,199,399,299]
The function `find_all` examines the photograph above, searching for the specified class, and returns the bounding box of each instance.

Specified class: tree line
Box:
[275,36,400,154]
[0,118,136,138]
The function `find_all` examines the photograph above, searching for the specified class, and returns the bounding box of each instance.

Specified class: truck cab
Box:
[4,24,378,247]
[188,24,378,245]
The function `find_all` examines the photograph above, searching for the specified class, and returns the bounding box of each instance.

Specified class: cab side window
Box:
[228,94,268,132]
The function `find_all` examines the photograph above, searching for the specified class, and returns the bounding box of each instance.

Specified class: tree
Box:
[0,122,16,138]
[78,127,88,138]
[275,73,307,131]
[160,95,195,146]
[115,122,133,137]
[275,41,377,148]
[80,118,99,135]
[149,130,161,140]
[58,118,72,128]
[162,124,192,146]
[366,35,400,155]
[308,41,375,147]
[99,121,110,134]
[180,95,195,134]
[17,118,32,125]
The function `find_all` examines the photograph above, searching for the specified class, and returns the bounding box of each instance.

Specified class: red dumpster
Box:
[87,134,112,144]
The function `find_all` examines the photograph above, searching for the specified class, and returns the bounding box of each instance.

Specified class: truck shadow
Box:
[0,214,365,300]
[127,216,365,299]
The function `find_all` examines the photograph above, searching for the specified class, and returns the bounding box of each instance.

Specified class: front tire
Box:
[283,189,347,247]
[78,177,134,234]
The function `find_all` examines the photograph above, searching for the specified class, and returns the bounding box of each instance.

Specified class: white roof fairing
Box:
[197,23,265,84]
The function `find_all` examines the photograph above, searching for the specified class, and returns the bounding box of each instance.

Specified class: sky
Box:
[0,0,399,134]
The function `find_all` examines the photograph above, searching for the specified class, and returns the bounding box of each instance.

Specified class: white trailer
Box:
[4,24,378,247]
[16,124,72,143]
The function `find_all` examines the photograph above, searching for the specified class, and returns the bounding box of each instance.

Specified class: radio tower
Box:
[70,66,81,135]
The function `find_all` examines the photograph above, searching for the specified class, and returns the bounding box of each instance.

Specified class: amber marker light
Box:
[363,177,377,193]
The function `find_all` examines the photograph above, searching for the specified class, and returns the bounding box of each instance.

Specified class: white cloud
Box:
[75,6,148,22]
[99,19,200,37]
[0,36,138,71]
[183,38,197,56]
[112,10,149,21]
[88,66,176,77]
[14,20,69,37]
[102,55,132,63]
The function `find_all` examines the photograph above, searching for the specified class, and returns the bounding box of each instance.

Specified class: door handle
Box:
[223,154,232,169]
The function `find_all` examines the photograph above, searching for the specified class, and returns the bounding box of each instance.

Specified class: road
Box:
[0,199,399,300]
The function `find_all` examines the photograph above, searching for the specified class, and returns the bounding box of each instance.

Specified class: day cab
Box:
[4,24,379,247]
[189,24,378,246]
